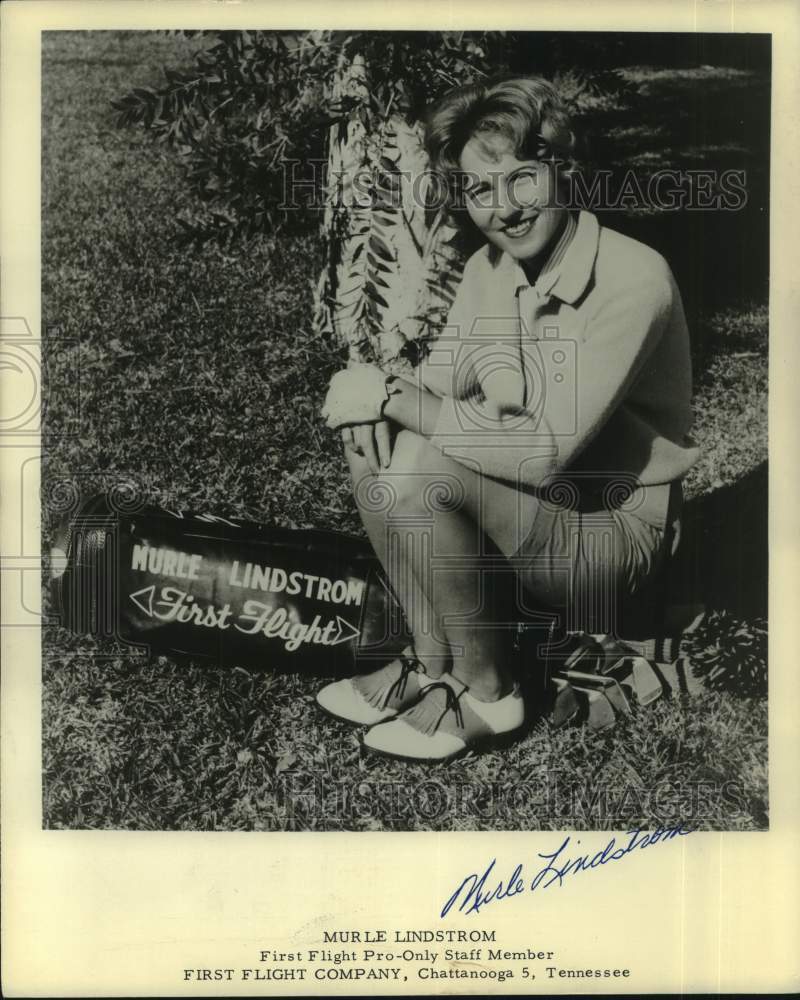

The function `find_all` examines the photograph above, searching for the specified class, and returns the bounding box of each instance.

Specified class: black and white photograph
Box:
[40,26,770,834]
[4,2,800,995]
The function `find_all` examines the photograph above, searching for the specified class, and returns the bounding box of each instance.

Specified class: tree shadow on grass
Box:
[606,463,768,699]
[640,465,768,712]
[581,61,770,320]
[671,461,767,620]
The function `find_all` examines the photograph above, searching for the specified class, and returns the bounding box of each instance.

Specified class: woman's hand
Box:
[342,420,392,474]
[321,363,394,430]
[327,366,444,473]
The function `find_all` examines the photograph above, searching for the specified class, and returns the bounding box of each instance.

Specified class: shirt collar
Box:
[505,210,600,305]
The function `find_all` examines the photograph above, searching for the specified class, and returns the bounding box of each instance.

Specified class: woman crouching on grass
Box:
[316,75,699,763]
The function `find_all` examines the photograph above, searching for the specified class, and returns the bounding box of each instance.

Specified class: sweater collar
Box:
[503,210,600,305]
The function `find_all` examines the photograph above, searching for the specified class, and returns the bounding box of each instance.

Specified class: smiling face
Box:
[459,133,568,266]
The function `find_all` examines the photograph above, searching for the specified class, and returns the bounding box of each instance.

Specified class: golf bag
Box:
[49,493,411,675]
[50,491,703,726]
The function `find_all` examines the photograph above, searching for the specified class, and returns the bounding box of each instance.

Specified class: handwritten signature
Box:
[441,824,692,918]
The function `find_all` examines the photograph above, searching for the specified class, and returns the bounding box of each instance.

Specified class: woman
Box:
[316,76,699,763]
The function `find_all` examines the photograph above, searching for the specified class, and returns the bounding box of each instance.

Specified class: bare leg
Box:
[347,447,451,676]
[366,430,540,702]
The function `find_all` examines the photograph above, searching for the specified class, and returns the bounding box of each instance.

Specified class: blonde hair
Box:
[424,76,577,213]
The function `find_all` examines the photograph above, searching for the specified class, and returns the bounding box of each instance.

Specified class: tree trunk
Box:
[313,48,464,375]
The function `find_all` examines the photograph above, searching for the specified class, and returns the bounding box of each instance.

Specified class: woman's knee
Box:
[346,429,430,482]
[350,431,461,518]
[385,431,470,514]
[387,430,440,474]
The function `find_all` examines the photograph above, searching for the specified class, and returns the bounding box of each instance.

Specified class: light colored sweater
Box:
[416,210,700,528]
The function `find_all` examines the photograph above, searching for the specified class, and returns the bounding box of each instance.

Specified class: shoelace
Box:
[410,681,465,735]
[380,653,424,709]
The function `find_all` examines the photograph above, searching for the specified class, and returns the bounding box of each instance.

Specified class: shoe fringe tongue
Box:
[403,686,453,737]
[351,663,397,708]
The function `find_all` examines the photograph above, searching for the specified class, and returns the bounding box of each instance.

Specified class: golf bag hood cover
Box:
[50,493,408,673]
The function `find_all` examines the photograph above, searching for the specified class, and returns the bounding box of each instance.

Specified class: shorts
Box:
[511,489,674,632]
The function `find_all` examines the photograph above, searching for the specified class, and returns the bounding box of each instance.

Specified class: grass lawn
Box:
[41,31,768,832]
